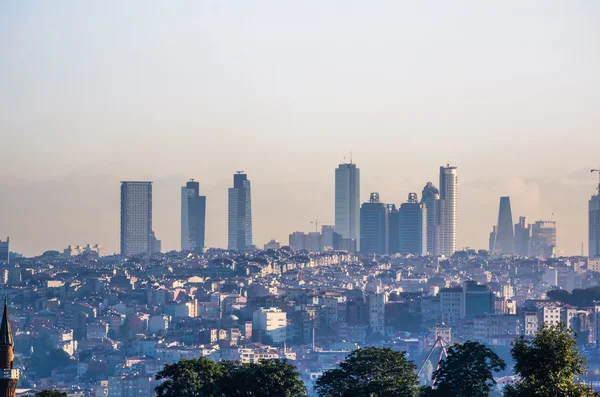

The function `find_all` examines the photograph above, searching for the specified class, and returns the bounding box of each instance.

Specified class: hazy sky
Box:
[1,1,599,256]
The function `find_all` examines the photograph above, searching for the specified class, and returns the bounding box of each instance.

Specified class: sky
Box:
[1,1,599,257]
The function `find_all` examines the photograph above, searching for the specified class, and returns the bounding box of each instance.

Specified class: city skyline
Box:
[1,2,599,256]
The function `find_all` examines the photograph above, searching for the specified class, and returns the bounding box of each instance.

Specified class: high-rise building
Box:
[360,193,388,255]
[387,205,400,255]
[421,182,440,255]
[228,172,252,251]
[489,226,497,253]
[335,162,360,250]
[398,193,427,256]
[0,238,8,264]
[531,220,557,257]
[590,183,600,258]
[181,179,207,252]
[492,197,515,254]
[321,225,335,249]
[514,216,532,257]
[0,301,19,397]
[120,182,153,257]
[437,165,458,256]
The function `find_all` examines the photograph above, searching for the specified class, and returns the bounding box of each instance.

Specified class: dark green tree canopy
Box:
[432,341,506,397]
[504,323,595,397]
[155,357,307,397]
[35,391,68,397]
[316,347,419,397]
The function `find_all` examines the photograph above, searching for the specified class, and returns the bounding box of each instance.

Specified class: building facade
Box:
[360,193,388,255]
[514,216,532,257]
[531,220,557,257]
[398,193,427,256]
[181,179,207,252]
[228,172,252,251]
[437,165,458,256]
[421,183,440,255]
[590,185,600,257]
[0,239,8,264]
[252,308,287,344]
[335,162,360,250]
[120,182,153,257]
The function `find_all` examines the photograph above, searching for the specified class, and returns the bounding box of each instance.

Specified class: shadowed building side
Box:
[0,301,18,397]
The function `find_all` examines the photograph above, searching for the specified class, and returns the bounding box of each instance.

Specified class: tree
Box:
[36,391,67,397]
[432,341,506,397]
[504,323,595,397]
[155,358,225,397]
[223,359,308,397]
[316,347,420,397]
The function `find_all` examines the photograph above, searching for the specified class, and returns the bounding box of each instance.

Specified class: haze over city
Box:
[2,1,600,256]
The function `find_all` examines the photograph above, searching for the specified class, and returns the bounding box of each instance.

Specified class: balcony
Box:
[0,369,19,379]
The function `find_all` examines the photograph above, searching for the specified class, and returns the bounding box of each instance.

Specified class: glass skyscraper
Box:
[398,193,427,256]
[228,172,252,251]
[181,179,207,252]
[421,182,440,255]
[335,162,360,249]
[360,193,388,255]
[438,165,458,256]
[492,196,515,254]
[590,185,600,257]
[120,181,153,257]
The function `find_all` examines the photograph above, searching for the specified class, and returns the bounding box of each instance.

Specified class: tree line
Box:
[34,323,600,397]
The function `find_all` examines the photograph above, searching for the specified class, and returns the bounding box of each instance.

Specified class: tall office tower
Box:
[387,205,400,255]
[531,220,557,257]
[493,197,515,254]
[335,162,360,250]
[0,238,8,264]
[437,165,458,256]
[398,193,427,256]
[360,193,388,255]
[120,182,153,257]
[421,182,440,255]
[181,179,207,252]
[0,301,18,397]
[590,183,600,257]
[514,216,532,257]
[228,172,252,251]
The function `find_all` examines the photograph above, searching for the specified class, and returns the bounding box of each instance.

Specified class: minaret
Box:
[0,298,18,397]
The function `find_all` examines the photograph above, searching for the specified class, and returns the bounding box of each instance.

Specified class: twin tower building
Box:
[335,162,458,256]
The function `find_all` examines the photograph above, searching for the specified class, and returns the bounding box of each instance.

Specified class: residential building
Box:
[253,308,287,344]
[63,244,106,257]
[335,162,360,250]
[120,182,153,257]
[360,193,388,255]
[289,232,306,251]
[228,172,252,251]
[492,197,515,254]
[437,165,458,256]
[440,287,462,325]
[421,183,440,255]
[181,179,207,252]
[398,193,427,256]
[367,293,387,334]
[321,225,335,249]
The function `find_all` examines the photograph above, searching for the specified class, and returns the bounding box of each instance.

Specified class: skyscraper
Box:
[228,172,252,251]
[387,205,400,255]
[514,216,532,257]
[120,181,153,257]
[360,193,388,255]
[590,183,600,257]
[492,197,515,254]
[438,165,458,256]
[421,182,440,255]
[0,238,8,264]
[531,220,557,257]
[335,162,360,250]
[398,193,427,256]
[0,301,18,397]
[181,179,207,252]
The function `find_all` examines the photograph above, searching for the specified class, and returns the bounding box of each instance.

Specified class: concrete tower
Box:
[0,300,18,397]
[437,165,458,256]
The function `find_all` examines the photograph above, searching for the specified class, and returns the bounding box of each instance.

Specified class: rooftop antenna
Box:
[236,170,244,174]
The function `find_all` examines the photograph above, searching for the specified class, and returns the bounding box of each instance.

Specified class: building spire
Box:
[0,297,13,346]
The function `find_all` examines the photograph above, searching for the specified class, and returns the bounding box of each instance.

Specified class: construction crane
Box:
[310,219,332,233]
